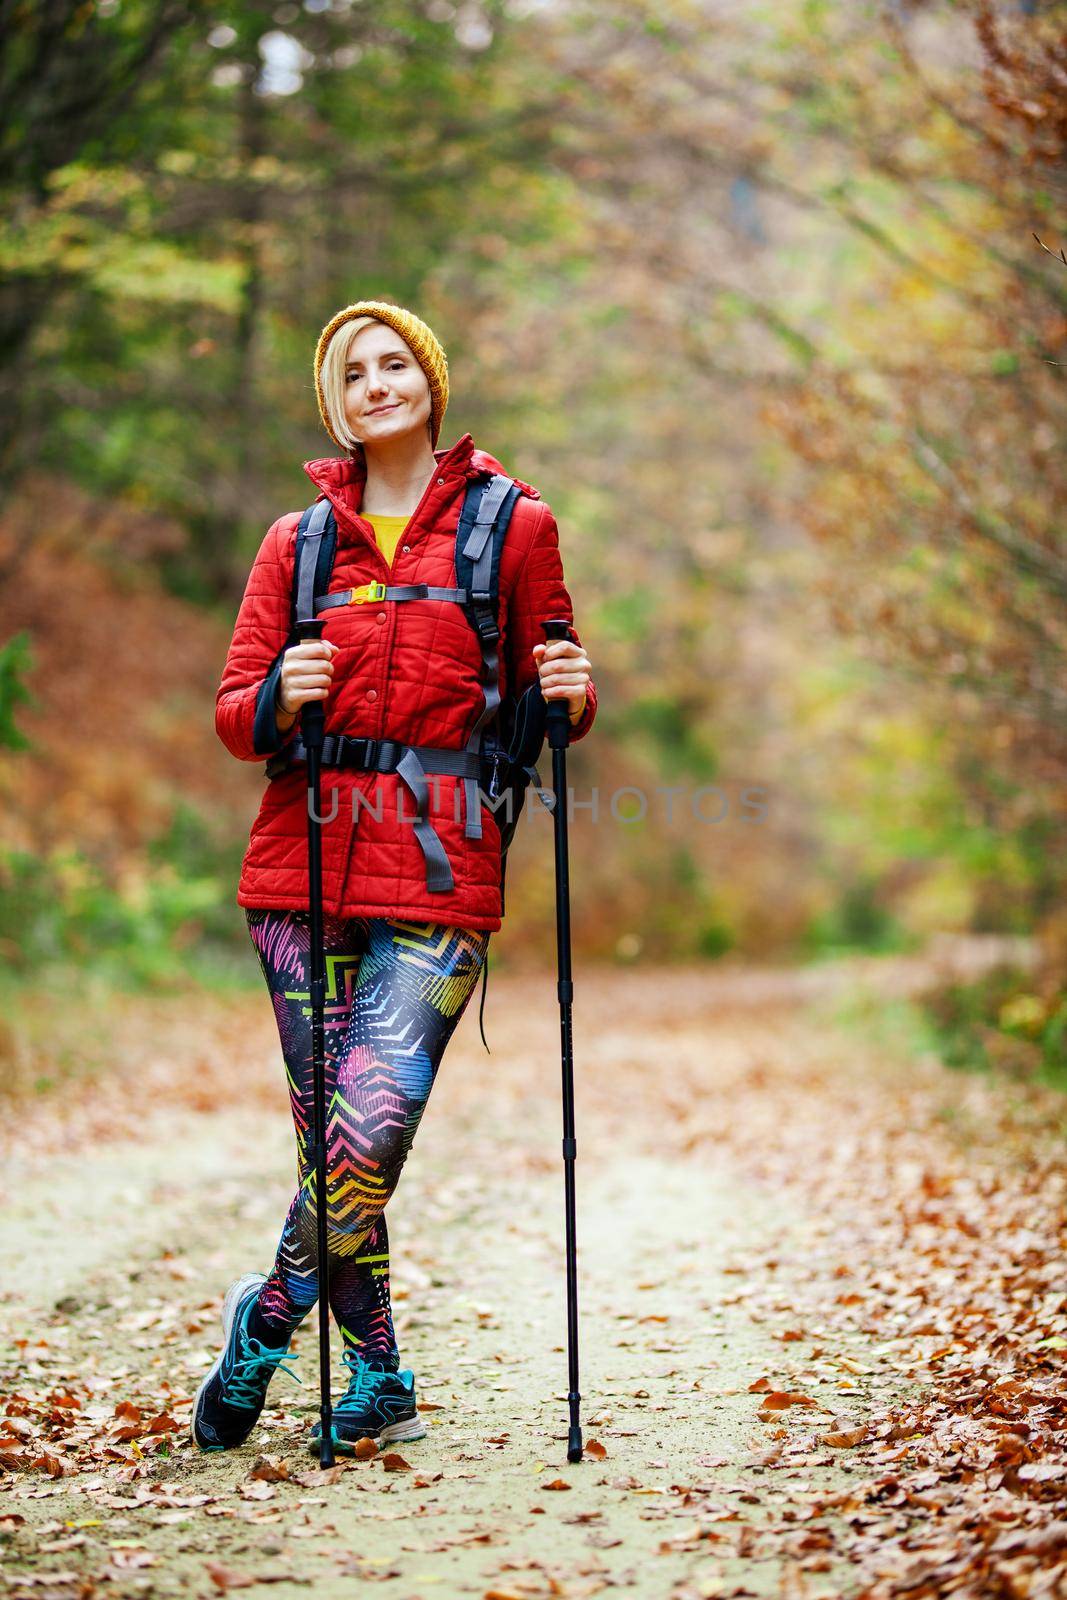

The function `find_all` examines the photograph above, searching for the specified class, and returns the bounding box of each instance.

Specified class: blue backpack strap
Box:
[453,474,523,842]
[292,499,337,626]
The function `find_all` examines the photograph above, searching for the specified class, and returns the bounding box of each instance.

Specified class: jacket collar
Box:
[301,432,542,567]
[300,432,540,567]
[302,431,541,506]
[303,431,476,497]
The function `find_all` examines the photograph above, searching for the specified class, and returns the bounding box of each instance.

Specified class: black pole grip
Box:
[542,618,573,751]
[293,617,327,753]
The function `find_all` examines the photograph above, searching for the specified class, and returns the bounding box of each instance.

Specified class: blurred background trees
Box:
[1,0,1063,1077]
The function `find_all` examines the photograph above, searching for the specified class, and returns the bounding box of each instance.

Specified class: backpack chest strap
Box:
[314,582,471,610]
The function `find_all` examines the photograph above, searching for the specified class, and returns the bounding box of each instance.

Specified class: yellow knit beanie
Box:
[314,299,449,451]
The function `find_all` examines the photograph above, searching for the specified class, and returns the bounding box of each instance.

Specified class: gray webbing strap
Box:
[396,747,455,893]
[461,475,513,565]
[296,499,333,621]
[315,583,468,611]
[460,476,513,839]
[403,746,482,776]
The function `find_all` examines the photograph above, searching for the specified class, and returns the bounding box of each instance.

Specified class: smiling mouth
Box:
[367,403,400,416]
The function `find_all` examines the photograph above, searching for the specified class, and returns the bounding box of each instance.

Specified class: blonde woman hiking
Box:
[198,299,597,1456]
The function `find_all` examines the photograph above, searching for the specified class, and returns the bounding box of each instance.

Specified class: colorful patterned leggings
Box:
[244,909,490,1368]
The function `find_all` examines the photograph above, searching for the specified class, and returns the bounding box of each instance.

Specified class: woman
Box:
[195,299,597,1456]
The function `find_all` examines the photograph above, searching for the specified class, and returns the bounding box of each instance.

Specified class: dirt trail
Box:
[2,937,1061,1600]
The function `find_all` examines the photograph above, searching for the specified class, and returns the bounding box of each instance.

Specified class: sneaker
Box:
[308,1349,427,1455]
[191,1272,301,1451]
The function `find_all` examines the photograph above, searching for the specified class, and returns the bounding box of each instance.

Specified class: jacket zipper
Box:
[350,462,453,582]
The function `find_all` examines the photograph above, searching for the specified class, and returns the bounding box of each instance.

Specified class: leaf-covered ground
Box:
[2,939,1065,1599]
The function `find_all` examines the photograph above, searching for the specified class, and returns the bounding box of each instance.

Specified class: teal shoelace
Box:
[225,1336,303,1411]
[335,1350,395,1416]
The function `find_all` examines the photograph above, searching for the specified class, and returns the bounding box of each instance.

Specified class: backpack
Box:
[263,472,556,1050]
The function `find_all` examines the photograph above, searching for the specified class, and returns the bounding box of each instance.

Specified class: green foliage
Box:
[0,633,35,751]
[144,798,255,955]
[592,586,657,645]
[627,694,719,781]
[922,967,1067,1090]
[826,966,1067,1094]
[0,845,208,989]
[2,0,564,588]
[654,845,735,959]
[0,799,255,993]
[696,919,735,959]
[801,876,917,958]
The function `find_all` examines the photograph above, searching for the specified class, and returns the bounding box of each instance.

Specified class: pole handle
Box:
[542,618,573,750]
[292,616,327,747]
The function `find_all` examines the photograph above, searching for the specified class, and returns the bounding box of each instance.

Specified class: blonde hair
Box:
[317,314,435,453]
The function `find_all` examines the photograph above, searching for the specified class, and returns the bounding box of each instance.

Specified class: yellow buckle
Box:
[351,581,387,605]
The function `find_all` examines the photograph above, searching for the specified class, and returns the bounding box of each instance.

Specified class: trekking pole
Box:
[542,619,583,1465]
[294,615,335,1469]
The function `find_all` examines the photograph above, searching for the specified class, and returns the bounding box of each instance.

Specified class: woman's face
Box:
[343,321,432,448]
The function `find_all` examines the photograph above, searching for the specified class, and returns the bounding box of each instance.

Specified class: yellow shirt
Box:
[362,512,410,569]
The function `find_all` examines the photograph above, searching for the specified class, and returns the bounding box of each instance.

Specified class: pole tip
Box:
[567,1425,583,1463]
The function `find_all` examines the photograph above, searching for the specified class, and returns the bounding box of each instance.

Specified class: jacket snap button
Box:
[376,611,386,623]
[436,477,445,485]
[366,688,377,702]
[402,544,410,553]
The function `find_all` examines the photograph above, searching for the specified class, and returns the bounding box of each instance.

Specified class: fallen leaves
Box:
[820,1425,869,1448]
[247,1453,291,1483]
[206,1561,296,1591]
[668,982,1067,1597]
[290,1464,346,1487]
[0,1369,191,1482]
[237,1479,276,1501]
[109,1546,157,1569]
[756,1391,820,1412]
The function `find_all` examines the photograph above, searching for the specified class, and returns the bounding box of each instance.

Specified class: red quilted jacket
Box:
[215,431,597,932]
